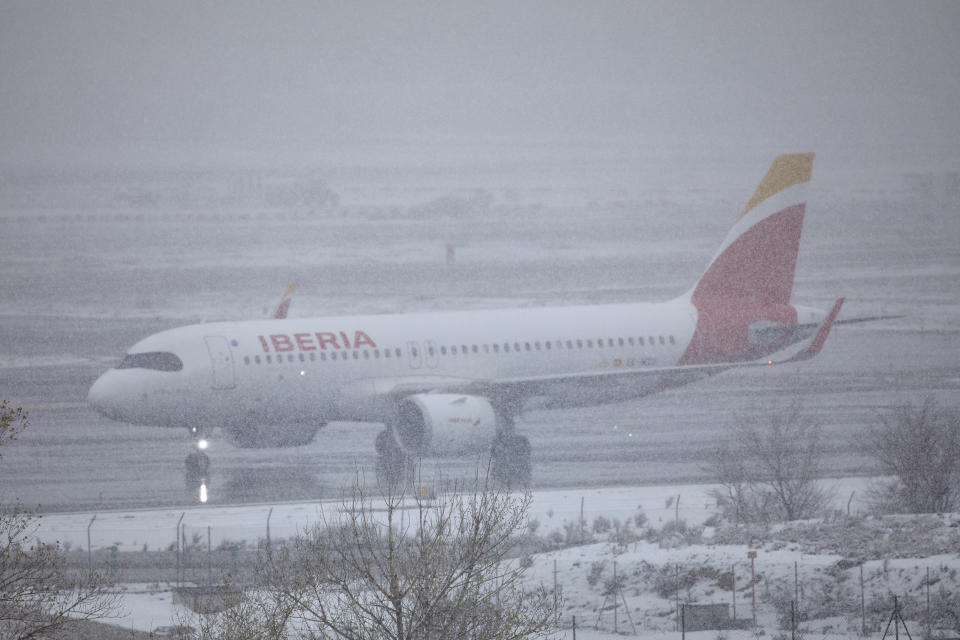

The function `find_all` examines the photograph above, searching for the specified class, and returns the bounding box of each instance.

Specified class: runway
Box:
[1,158,958,512]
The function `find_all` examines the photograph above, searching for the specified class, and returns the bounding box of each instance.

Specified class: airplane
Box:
[88,153,844,489]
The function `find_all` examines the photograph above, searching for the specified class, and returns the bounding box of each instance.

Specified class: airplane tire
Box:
[185,451,210,486]
[491,433,532,490]
[375,429,414,491]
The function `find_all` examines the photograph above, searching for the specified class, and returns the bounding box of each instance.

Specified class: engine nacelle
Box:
[391,394,498,457]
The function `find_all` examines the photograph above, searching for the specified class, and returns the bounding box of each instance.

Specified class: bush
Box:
[866,398,960,514]
[707,401,830,523]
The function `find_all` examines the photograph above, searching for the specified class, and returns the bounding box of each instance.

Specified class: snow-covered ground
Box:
[35,481,737,552]
[30,476,960,637]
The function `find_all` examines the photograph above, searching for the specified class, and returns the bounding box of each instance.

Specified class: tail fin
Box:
[678,154,816,366]
[691,153,813,306]
[273,283,296,319]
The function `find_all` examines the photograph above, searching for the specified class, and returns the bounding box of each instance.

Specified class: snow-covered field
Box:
[34,481,745,552]
[29,476,960,638]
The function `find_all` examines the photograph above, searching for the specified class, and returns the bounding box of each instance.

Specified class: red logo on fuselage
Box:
[256,330,377,353]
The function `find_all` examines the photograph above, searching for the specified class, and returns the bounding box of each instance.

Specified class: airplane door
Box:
[424,340,439,368]
[204,336,236,390]
[407,341,422,369]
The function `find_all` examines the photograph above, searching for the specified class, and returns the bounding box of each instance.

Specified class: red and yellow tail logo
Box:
[738,153,813,224]
[273,283,296,319]
[679,154,814,365]
[692,153,814,307]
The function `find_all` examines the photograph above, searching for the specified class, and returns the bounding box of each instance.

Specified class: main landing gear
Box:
[489,408,531,490]
[374,428,417,490]
[373,421,532,491]
[490,431,532,490]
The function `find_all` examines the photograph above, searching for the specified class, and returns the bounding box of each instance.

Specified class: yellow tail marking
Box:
[737,153,814,222]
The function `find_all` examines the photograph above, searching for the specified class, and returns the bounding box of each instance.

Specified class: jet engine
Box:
[390,394,497,456]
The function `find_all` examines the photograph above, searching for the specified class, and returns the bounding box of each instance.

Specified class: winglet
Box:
[273,283,296,319]
[785,297,844,362]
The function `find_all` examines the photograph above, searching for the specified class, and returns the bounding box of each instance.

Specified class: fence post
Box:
[580,496,585,543]
[861,564,866,635]
[553,558,559,615]
[794,560,799,610]
[613,560,618,633]
[791,600,796,640]
[894,595,900,640]
[181,522,187,579]
[732,563,736,620]
[175,512,184,587]
[207,526,212,586]
[87,514,96,572]
[748,550,758,629]
[266,506,274,557]
[675,564,680,631]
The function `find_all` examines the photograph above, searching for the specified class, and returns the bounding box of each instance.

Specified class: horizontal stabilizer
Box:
[835,314,904,326]
[779,297,844,363]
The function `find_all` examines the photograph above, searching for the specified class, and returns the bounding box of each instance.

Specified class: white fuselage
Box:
[88,297,699,431]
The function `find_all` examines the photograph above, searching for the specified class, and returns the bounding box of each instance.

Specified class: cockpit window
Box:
[116,351,183,372]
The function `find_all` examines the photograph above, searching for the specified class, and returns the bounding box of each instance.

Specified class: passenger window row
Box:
[245,347,403,365]
[435,335,676,356]
[241,335,676,366]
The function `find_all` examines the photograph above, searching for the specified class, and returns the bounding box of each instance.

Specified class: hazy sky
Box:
[2,1,958,168]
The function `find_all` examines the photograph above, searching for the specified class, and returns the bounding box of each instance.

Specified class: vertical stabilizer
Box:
[691,153,813,306]
[273,283,296,319]
[678,154,815,365]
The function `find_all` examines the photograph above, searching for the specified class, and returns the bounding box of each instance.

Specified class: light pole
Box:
[87,514,96,571]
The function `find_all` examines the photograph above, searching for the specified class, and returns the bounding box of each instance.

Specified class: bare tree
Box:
[707,436,766,525]
[175,583,294,640]
[0,401,23,454]
[866,397,960,513]
[263,468,558,640]
[1,401,121,640]
[708,401,829,523]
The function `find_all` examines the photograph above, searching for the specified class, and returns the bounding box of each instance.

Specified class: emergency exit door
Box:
[204,336,236,390]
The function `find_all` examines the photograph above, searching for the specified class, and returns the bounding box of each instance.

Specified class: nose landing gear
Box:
[185,428,211,502]
[185,449,210,481]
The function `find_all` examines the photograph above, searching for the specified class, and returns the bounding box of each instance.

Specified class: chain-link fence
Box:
[549,551,960,639]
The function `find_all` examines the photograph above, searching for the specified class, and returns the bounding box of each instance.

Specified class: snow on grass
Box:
[34,477,960,636]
